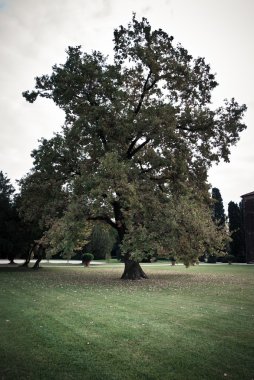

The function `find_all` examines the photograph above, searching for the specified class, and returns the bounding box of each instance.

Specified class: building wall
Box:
[241,193,254,263]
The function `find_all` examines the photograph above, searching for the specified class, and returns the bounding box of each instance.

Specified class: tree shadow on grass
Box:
[0,265,31,272]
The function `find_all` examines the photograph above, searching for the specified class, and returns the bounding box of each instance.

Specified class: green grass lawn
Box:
[0,264,253,380]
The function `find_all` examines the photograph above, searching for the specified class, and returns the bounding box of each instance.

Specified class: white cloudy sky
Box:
[0,0,253,209]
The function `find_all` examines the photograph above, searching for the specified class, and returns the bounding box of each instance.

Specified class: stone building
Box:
[241,191,254,263]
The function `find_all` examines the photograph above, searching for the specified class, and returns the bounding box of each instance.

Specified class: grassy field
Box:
[0,264,253,380]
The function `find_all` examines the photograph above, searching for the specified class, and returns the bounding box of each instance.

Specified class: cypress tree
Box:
[228,201,245,262]
[212,188,226,227]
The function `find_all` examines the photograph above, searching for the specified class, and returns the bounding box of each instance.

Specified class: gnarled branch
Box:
[87,215,117,230]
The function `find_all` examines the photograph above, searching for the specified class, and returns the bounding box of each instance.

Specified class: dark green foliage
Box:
[212,188,226,226]
[222,254,235,263]
[21,16,246,270]
[0,171,17,261]
[0,171,15,199]
[82,252,94,263]
[0,171,41,262]
[228,201,245,262]
[207,188,226,263]
[90,223,117,260]
[207,255,217,263]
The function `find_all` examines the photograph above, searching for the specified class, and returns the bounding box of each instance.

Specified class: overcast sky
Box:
[0,0,253,209]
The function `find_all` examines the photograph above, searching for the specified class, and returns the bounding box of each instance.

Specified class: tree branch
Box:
[98,129,108,150]
[149,175,171,184]
[176,121,213,133]
[87,215,117,230]
[128,137,151,159]
[126,71,158,159]
[134,71,157,115]
[126,133,143,158]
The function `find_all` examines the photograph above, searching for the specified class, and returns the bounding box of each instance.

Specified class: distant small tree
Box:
[0,171,15,199]
[90,223,117,260]
[228,201,245,262]
[212,188,226,227]
[43,201,93,260]
[205,187,227,263]
[82,252,94,267]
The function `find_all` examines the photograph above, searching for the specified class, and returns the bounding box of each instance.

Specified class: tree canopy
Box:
[20,16,247,278]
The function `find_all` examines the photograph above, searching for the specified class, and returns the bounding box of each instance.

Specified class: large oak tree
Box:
[20,16,246,279]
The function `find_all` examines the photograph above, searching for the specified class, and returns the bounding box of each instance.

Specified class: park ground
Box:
[0,263,254,380]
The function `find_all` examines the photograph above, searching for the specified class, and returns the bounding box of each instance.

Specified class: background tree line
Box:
[210,187,245,262]
[0,170,118,262]
[0,171,40,262]
[0,168,246,264]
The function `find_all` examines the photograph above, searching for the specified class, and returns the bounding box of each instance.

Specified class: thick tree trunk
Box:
[32,244,44,269]
[21,243,35,267]
[113,205,148,280]
[121,260,148,280]
[21,260,29,268]
[21,255,32,267]
[32,257,42,269]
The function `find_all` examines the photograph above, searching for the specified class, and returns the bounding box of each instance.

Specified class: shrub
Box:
[82,253,94,266]
[207,255,217,263]
[223,254,235,264]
